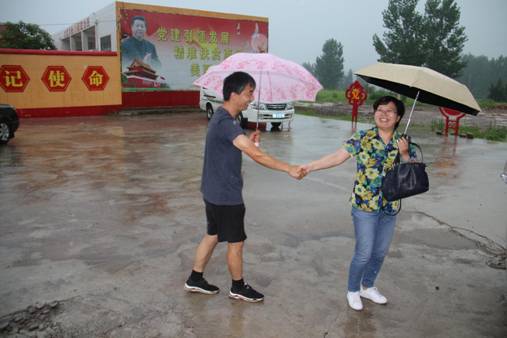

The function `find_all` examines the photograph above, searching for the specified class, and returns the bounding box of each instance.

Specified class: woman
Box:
[302,96,415,311]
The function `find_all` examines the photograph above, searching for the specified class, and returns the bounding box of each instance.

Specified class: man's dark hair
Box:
[131,16,146,27]
[373,95,405,130]
[223,72,256,101]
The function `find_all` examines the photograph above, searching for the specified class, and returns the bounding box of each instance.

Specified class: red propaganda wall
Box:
[0,49,122,117]
[0,48,200,116]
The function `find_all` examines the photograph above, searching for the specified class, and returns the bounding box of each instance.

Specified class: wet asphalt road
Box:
[0,112,505,337]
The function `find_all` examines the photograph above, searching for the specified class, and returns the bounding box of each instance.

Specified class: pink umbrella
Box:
[194,52,322,104]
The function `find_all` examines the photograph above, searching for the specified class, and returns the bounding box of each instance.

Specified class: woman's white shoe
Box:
[360,286,388,304]
[347,291,363,311]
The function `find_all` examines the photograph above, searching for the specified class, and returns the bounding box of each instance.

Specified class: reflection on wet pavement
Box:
[0,112,505,337]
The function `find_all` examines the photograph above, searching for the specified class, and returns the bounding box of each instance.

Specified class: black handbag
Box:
[381,142,429,204]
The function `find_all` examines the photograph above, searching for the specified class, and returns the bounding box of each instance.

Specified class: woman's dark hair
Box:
[373,95,405,130]
[223,72,256,101]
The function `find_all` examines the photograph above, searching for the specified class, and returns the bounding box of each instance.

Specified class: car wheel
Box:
[271,122,281,131]
[0,119,11,144]
[206,104,214,120]
[238,112,248,129]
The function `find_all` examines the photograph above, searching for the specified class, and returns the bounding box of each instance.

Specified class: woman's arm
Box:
[397,137,411,162]
[302,148,351,174]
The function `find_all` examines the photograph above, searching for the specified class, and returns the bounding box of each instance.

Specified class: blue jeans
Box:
[347,207,396,292]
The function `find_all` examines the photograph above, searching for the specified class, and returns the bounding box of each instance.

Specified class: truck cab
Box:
[199,88,295,130]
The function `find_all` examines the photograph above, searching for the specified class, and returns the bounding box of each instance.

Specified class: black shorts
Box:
[204,200,246,243]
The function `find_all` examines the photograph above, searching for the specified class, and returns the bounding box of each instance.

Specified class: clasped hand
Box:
[288,164,311,180]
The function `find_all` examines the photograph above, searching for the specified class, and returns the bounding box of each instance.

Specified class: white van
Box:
[199,88,295,130]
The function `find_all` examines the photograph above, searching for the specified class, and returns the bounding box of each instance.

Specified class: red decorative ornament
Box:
[345,80,367,123]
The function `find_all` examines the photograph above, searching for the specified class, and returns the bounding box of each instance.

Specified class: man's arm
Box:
[232,134,302,179]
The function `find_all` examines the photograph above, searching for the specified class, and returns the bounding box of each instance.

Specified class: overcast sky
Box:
[1,0,506,71]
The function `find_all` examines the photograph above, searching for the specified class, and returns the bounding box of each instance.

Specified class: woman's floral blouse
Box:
[343,127,416,213]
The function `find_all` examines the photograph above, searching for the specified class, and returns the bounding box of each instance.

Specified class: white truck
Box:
[199,88,295,130]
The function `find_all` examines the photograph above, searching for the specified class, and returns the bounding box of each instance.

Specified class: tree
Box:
[340,69,354,90]
[488,78,507,102]
[0,21,55,50]
[423,0,467,77]
[458,54,491,98]
[373,0,467,77]
[458,54,507,99]
[373,0,425,66]
[302,62,315,76]
[314,39,344,89]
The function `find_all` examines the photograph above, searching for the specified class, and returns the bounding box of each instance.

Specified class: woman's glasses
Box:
[375,108,397,116]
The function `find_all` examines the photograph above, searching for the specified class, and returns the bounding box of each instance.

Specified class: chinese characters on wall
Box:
[160,27,234,77]
[0,65,109,93]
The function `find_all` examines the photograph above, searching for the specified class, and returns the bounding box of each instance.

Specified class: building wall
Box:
[53,3,116,52]
[95,3,117,51]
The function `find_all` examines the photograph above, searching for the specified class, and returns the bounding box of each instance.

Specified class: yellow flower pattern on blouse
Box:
[343,127,416,213]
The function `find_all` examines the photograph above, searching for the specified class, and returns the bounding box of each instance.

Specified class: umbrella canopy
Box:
[194,52,322,103]
[355,62,480,116]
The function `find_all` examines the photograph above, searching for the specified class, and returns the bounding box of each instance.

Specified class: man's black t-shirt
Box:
[201,107,245,205]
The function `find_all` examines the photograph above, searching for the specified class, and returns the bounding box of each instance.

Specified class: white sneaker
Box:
[360,286,387,304]
[346,291,363,311]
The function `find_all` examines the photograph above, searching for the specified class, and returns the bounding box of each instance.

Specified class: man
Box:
[184,72,303,302]
[120,16,161,70]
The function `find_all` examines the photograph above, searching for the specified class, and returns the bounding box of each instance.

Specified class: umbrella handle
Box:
[403,90,420,135]
[256,71,262,130]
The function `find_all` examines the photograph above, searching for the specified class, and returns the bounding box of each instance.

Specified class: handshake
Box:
[288,164,311,180]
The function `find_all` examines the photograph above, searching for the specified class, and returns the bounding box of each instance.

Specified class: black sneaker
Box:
[229,283,264,302]
[184,278,219,295]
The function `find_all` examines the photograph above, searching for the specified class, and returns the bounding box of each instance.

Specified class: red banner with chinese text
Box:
[118,6,268,92]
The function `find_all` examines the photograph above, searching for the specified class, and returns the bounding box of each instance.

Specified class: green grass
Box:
[315,89,421,107]
[429,119,507,141]
[298,109,507,142]
[477,99,507,110]
[451,125,507,141]
[309,89,507,142]
[315,89,347,103]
